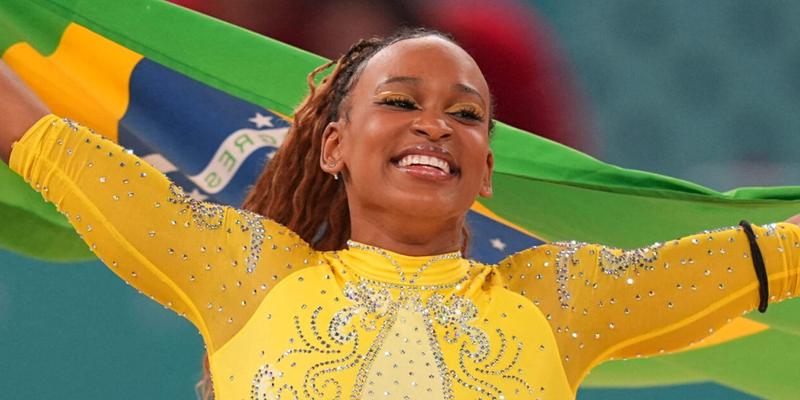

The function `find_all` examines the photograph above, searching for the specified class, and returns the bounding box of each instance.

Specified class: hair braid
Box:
[242,28,468,251]
[241,36,388,250]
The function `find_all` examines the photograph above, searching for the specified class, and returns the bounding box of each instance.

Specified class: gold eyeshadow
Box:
[444,102,486,120]
[376,91,418,104]
[375,92,485,120]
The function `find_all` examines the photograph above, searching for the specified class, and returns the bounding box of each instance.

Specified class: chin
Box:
[387,189,468,220]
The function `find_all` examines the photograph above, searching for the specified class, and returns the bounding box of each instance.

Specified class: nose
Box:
[411,111,453,141]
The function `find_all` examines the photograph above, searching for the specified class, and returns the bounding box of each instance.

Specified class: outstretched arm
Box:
[4,61,317,354]
[502,221,800,391]
[0,60,49,163]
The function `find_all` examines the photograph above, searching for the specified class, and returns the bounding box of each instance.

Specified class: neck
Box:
[348,211,464,256]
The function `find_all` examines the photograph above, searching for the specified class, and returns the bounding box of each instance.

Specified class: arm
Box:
[9,113,316,354]
[0,60,49,163]
[501,223,800,391]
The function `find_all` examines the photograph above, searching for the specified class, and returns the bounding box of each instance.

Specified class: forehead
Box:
[355,36,490,98]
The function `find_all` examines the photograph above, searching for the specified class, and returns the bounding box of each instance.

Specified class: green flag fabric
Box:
[1,0,799,398]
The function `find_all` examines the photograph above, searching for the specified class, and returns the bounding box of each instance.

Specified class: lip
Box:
[390,143,460,181]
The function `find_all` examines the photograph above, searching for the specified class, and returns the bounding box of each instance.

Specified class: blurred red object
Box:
[169,0,593,151]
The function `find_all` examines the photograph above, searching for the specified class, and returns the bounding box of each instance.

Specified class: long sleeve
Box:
[9,115,317,353]
[499,222,800,392]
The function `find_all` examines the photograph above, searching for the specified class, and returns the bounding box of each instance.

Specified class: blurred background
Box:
[173,0,800,192]
[2,0,799,399]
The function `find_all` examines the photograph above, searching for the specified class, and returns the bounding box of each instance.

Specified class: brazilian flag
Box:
[1,0,799,398]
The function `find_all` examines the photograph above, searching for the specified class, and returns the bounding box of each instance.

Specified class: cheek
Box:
[345,113,408,160]
[342,121,393,171]
[462,132,491,172]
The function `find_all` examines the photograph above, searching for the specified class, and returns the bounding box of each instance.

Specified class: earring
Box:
[326,160,339,180]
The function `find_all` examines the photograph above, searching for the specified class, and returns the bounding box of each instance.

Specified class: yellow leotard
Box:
[10,115,800,399]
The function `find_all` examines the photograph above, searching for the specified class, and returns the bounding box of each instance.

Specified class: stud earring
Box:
[326,161,339,180]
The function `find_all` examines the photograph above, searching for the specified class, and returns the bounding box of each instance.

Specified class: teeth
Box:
[397,154,451,174]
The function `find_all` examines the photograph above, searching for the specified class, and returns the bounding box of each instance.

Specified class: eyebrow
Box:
[453,82,485,105]
[376,75,486,105]
[376,75,421,89]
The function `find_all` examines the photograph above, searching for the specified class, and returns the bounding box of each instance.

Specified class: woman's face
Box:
[322,36,493,223]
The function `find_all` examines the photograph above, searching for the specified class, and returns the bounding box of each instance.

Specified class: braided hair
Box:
[198,27,493,399]
[241,27,493,252]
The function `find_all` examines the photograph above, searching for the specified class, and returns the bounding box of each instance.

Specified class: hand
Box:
[0,60,50,163]
[785,214,800,226]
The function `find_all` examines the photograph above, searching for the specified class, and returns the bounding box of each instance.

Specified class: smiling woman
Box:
[319,34,494,256]
[1,28,800,400]
[242,29,494,258]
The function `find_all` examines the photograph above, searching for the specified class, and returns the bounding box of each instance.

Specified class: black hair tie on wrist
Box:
[739,220,769,313]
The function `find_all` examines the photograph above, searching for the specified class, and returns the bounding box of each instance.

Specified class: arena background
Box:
[1,1,799,398]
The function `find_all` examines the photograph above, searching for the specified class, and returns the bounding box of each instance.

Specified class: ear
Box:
[320,121,344,174]
[478,150,494,198]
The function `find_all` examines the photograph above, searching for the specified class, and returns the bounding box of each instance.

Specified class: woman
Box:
[1,29,799,400]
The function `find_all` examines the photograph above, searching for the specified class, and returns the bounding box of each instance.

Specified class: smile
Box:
[390,143,460,181]
[397,154,451,174]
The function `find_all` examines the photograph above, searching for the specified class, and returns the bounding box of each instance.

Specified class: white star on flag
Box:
[190,188,209,201]
[490,238,507,251]
[249,112,274,128]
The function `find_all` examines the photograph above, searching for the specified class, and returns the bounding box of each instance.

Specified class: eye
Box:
[376,93,420,110]
[446,103,485,122]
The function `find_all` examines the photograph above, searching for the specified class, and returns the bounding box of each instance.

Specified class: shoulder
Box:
[495,241,593,269]
[491,242,600,298]
[245,210,318,268]
[471,244,566,288]
[170,183,318,269]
